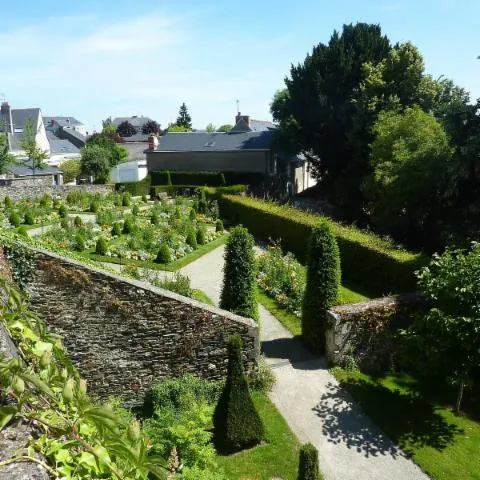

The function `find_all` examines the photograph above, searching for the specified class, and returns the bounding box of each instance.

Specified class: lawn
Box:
[216,391,302,480]
[332,368,480,480]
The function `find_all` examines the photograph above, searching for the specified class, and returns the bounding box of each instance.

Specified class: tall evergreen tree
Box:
[176,102,192,129]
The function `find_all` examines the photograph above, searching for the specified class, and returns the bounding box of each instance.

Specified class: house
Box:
[146,112,316,194]
[46,131,81,167]
[5,160,63,186]
[112,115,153,138]
[44,116,87,137]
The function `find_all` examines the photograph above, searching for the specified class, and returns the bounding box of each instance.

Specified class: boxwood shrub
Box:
[218,195,428,295]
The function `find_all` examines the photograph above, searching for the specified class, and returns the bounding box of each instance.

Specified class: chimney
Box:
[148,135,158,150]
[0,102,13,134]
[235,112,250,127]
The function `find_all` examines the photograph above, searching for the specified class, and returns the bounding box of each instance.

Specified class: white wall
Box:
[36,112,51,156]
[110,160,147,183]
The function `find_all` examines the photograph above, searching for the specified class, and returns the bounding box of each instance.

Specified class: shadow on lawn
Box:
[314,379,462,458]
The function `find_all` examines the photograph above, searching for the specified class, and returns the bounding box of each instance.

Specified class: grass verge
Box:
[216,391,302,480]
[332,368,480,480]
[192,289,214,306]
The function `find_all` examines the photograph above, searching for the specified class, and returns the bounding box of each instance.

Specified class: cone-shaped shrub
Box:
[39,193,51,206]
[111,222,122,236]
[122,193,131,207]
[132,204,140,216]
[298,443,320,480]
[60,218,70,229]
[213,335,264,453]
[75,235,85,252]
[155,243,172,264]
[198,198,208,215]
[189,208,196,221]
[141,194,148,203]
[4,196,13,208]
[74,215,83,227]
[186,228,197,249]
[174,207,181,219]
[302,222,340,351]
[89,201,99,213]
[58,205,68,218]
[123,218,136,234]
[151,213,160,225]
[17,226,28,237]
[24,212,35,225]
[220,225,258,320]
[196,226,207,245]
[95,237,108,255]
[215,219,224,233]
[9,212,21,227]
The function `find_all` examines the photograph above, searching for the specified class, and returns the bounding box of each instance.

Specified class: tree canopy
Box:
[216,124,233,132]
[80,144,111,183]
[86,132,128,166]
[117,121,137,137]
[142,120,161,135]
[176,103,192,129]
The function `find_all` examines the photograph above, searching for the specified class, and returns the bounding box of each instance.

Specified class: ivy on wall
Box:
[1,237,37,290]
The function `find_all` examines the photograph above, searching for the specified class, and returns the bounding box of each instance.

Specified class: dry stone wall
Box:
[25,249,258,406]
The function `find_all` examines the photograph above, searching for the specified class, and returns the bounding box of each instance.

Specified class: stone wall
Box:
[24,248,258,406]
[325,293,424,373]
[0,178,113,201]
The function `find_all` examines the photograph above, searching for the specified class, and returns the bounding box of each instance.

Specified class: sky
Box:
[1,0,479,133]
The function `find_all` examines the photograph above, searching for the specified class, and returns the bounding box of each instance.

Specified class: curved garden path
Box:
[182,244,430,480]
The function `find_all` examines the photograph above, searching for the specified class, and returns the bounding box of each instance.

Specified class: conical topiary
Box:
[186,228,197,249]
[155,243,172,264]
[196,226,207,245]
[298,443,320,480]
[95,237,108,256]
[213,335,264,453]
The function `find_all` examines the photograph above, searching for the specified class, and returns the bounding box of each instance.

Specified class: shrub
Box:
[155,272,192,297]
[220,225,258,320]
[141,194,148,203]
[122,193,131,207]
[39,193,51,206]
[74,216,83,227]
[186,229,197,249]
[61,218,70,229]
[75,235,85,252]
[189,208,196,221]
[155,243,172,264]
[9,212,21,227]
[196,226,207,245]
[298,443,320,480]
[218,195,426,295]
[4,196,13,208]
[24,211,35,225]
[198,198,208,215]
[58,205,68,218]
[132,204,140,216]
[111,222,122,236]
[123,217,136,234]
[302,223,340,351]
[115,176,151,196]
[150,213,160,225]
[249,355,275,393]
[213,335,264,453]
[95,237,108,255]
[89,201,99,213]
[17,225,28,237]
[174,207,181,219]
[215,219,224,232]
[192,199,199,212]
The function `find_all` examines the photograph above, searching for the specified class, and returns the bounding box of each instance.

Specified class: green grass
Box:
[216,391,303,480]
[192,289,214,306]
[337,284,369,305]
[85,234,228,272]
[332,368,480,480]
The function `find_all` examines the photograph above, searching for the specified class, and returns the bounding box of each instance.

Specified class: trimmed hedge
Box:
[298,443,320,480]
[150,171,264,187]
[202,185,247,200]
[115,176,151,196]
[218,195,428,295]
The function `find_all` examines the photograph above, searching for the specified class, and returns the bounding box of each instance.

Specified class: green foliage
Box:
[80,144,111,183]
[122,217,136,234]
[142,120,161,135]
[218,194,426,295]
[95,237,108,255]
[151,171,232,187]
[117,120,136,137]
[115,176,151,196]
[61,218,70,229]
[17,225,28,237]
[220,226,258,320]
[75,235,85,252]
[39,193,51,207]
[167,124,191,133]
[166,170,172,186]
[302,223,341,351]
[9,211,21,227]
[122,192,131,206]
[205,123,216,132]
[0,132,15,174]
[155,272,192,297]
[151,212,160,225]
[4,196,13,208]
[74,216,83,227]
[217,125,233,133]
[196,226,207,246]
[298,443,320,480]
[89,200,99,213]
[141,194,148,203]
[220,173,226,186]
[155,243,172,264]
[215,219,224,232]
[213,335,264,453]
[186,228,198,250]
[189,208,196,221]
[86,132,128,167]
[198,198,208,215]
[111,222,122,237]
[176,102,192,129]
[249,355,276,394]
[59,159,81,183]
[1,238,37,289]
[132,204,140,216]
[23,211,35,225]
[58,204,68,218]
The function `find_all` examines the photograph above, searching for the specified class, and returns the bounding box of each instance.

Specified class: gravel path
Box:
[182,244,429,480]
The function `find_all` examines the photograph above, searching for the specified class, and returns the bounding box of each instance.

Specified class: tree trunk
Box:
[455,381,464,415]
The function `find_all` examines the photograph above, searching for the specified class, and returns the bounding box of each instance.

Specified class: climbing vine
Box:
[1,236,37,290]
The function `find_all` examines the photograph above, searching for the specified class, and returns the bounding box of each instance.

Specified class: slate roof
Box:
[43,116,83,128]
[46,131,80,155]
[10,108,40,131]
[112,116,152,128]
[249,119,275,132]
[8,161,60,177]
[156,131,274,152]
[120,133,150,142]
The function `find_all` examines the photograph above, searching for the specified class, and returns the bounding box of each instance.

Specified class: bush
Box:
[186,229,198,249]
[17,225,28,237]
[155,243,172,264]
[115,176,151,196]
[132,204,140,216]
[141,194,148,203]
[213,335,264,453]
[75,235,85,252]
[74,216,83,227]
[122,193,131,207]
[202,185,247,201]
[298,443,320,480]
[58,205,68,218]
[61,218,70,229]
[220,226,258,320]
[189,208,196,221]
[198,198,208,215]
[155,272,192,297]
[111,222,122,236]
[9,212,21,227]
[196,226,207,245]
[39,193,51,206]
[249,355,275,393]
[150,213,160,225]
[123,217,136,234]
[89,201,99,213]
[95,237,108,255]
[24,211,35,225]
[302,223,340,351]
[218,195,427,295]
[215,219,224,232]
[59,158,81,183]
[4,196,13,208]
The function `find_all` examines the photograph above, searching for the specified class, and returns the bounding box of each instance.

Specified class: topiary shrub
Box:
[89,201,99,213]
[111,222,122,237]
[298,443,320,480]
[53,197,62,209]
[58,205,68,218]
[17,225,28,237]
[39,193,51,206]
[95,237,108,255]
[213,335,264,453]
[122,193,131,207]
[302,222,340,352]
[141,194,148,203]
[196,226,207,245]
[155,243,172,264]
[75,235,85,252]
[186,228,197,249]
[9,212,21,227]
[216,219,224,232]
[198,198,208,215]
[123,218,136,234]
[74,216,83,227]
[189,208,196,221]
[61,218,70,229]
[4,196,13,208]
[132,204,140,216]
[150,213,160,225]
[220,225,258,320]
[24,211,35,225]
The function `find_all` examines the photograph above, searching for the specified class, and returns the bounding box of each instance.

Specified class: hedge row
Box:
[150,184,247,198]
[150,171,265,187]
[218,195,429,295]
[115,176,151,196]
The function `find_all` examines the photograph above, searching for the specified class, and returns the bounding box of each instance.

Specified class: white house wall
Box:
[110,160,147,183]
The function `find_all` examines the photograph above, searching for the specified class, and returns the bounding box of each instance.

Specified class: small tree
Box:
[213,335,264,453]
[155,243,172,264]
[142,120,161,135]
[196,226,207,245]
[302,223,340,351]
[0,131,15,174]
[59,159,81,183]
[24,212,35,225]
[206,123,216,132]
[217,124,233,133]
[412,244,480,413]
[186,228,197,249]
[220,225,258,320]
[176,103,192,129]
[20,118,48,176]
[80,144,111,183]
[117,121,137,137]
[298,443,320,480]
[95,237,108,255]
[215,219,224,232]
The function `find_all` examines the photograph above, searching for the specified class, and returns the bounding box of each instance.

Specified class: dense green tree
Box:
[86,132,127,166]
[20,118,49,176]
[59,159,81,183]
[220,226,258,320]
[216,124,233,132]
[213,335,264,452]
[176,103,192,129]
[298,443,320,480]
[167,124,191,133]
[117,120,137,137]
[142,120,161,135]
[80,144,111,183]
